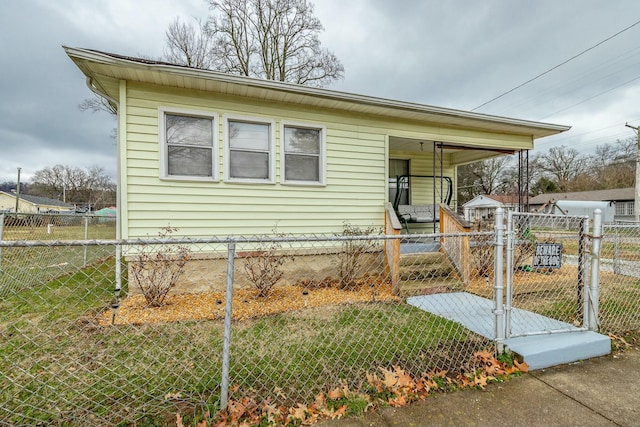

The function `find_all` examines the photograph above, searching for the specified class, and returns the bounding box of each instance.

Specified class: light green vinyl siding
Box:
[122,82,532,238]
[124,83,386,237]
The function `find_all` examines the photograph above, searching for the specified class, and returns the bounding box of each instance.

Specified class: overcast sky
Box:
[2,0,640,183]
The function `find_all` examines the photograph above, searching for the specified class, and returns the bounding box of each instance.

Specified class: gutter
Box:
[83,75,123,296]
[85,77,118,113]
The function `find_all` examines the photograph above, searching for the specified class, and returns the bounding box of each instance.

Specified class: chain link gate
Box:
[502,211,599,339]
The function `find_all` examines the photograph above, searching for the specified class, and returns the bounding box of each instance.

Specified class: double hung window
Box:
[225,117,275,183]
[160,108,217,180]
[281,122,325,185]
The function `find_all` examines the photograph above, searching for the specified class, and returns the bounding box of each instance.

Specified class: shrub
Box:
[129,226,191,307]
[337,223,380,290]
[243,238,293,298]
[513,227,536,269]
[471,234,494,277]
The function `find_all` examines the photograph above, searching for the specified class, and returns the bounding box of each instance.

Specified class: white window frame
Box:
[158,107,219,181]
[627,201,635,216]
[280,121,326,186]
[223,114,276,184]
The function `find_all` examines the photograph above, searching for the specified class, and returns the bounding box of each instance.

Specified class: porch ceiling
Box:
[389,137,516,163]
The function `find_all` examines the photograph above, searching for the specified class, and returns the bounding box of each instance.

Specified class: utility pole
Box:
[15,167,21,213]
[625,123,640,222]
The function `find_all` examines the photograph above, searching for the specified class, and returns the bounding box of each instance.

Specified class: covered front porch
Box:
[386,135,535,235]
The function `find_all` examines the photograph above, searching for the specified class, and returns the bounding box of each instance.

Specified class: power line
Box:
[472,18,640,111]
[539,75,640,120]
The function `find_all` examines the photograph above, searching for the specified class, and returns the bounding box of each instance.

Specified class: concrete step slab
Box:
[504,331,611,370]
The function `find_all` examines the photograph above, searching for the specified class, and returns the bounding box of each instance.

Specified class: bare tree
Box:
[164,0,344,87]
[78,93,117,116]
[30,164,116,210]
[591,137,636,189]
[164,17,216,69]
[457,156,512,204]
[534,146,589,192]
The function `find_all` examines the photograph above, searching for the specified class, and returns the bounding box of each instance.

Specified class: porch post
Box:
[493,208,505,353]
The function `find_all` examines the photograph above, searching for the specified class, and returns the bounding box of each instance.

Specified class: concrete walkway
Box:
[319,346,640,427]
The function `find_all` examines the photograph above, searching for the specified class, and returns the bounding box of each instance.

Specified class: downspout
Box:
[84,77,123,309]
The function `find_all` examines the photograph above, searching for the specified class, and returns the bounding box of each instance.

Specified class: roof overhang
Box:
[64,46,570,139]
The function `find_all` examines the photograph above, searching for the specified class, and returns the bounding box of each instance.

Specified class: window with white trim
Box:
[281,123,325,184]
[225,117,275,182]
[616,202,625,216]
[626,201,635,215]
[160,108,217,180]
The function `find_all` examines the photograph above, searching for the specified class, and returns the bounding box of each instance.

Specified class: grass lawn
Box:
[0,256,486,426]
[0,223,116,296]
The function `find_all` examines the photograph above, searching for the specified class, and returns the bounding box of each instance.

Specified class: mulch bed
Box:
[103,278,400,326]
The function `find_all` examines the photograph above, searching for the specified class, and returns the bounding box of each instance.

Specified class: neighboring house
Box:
[65,47,570,239]
[0,191,75,214]
[462,194,520,222]
[529,187,635,222]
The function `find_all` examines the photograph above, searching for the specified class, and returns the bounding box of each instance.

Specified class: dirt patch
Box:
[103,277,400,326]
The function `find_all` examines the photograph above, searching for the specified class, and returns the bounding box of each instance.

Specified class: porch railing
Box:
[439,204,472,286]
[384,202,402,295]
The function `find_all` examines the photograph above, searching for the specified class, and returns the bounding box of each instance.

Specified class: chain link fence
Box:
[600,222,640,334]
[1,228,500,426]
[505,212,591,337]
[1,217,639,426]
[0,213,116,296]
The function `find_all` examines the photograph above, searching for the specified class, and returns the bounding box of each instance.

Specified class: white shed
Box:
[553,200,615,223]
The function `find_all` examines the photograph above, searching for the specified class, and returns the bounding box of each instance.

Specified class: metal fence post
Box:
[220,241,236,411]
[504,210,513,339]
[613,224,620,275]
[493,208,505,353]
[83,216,89,268]
[587,209,603,331]
[0,213,4,272]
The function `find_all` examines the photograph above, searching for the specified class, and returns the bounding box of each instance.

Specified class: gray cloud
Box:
[1,0,639,183]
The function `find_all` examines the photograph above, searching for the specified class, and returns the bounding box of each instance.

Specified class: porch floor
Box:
[407,292,611,370]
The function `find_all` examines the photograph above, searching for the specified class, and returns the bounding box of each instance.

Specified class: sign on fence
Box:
[533,243,562,268]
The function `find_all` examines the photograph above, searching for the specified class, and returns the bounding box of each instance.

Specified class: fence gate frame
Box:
[493,208,603,347]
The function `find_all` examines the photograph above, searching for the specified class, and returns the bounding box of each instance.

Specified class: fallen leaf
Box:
[389,394,407,407]
[176,413,183,427]
[474,375,489,389]
[514,359,529,373]
[328,387,341,400]
[330,405,347,419]
[394,366,414,389]
[314,392,326,409]
[381,367,398,389]
[289,403,308,421]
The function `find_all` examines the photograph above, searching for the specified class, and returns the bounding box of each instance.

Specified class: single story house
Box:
[529,187,635,222]
[64,47,570,240]
[0,191,75,214]
[462,194,520,223]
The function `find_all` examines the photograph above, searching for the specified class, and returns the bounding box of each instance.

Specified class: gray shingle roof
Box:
[2,191,75,208]
[529,187,635,205]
